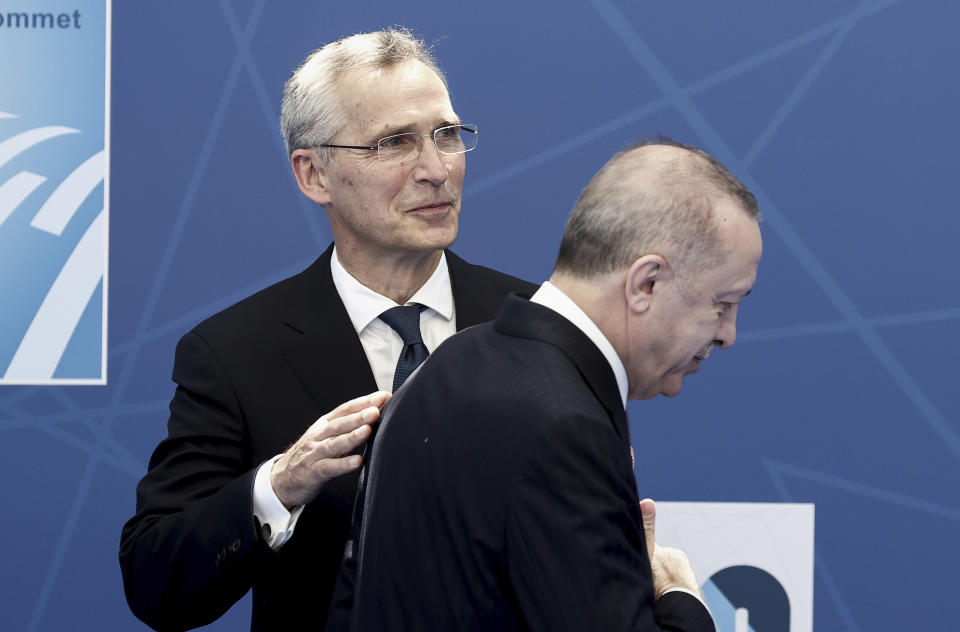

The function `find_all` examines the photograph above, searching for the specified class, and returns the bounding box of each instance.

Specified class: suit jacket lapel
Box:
[280,245,378,409]
[447,250,526,330]
[494,294,630,446]
[279,248,526,406]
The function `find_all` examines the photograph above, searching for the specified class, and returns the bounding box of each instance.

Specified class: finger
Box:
[369,391,391,409]
[639,497,656,557]
[324,391,391,422]
[307,404,380,440]
[312,452,365,482]
[316,422,373,459]
[325,405,381,437]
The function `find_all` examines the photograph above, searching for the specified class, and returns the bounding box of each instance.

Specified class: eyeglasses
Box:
[316,124,478,164]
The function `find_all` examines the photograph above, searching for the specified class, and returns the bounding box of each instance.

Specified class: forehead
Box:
[336,60,456,137]
[697,203,763,299]
[687,200,763,302]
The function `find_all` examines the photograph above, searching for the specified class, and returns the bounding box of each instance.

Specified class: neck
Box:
[336,245,443,304]
[550,272,625,345]
[551,268,633,362]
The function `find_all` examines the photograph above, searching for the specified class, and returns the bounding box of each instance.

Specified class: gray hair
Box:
[280,27,447,161]
[553,138,759,279]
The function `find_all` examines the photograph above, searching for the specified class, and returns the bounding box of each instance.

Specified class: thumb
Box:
[639,497,656,557]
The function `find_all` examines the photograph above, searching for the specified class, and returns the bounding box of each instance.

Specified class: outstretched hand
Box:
[271,391,391,509]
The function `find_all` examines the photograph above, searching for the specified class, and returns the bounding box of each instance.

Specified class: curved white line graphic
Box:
[4,210,105,380]
[0,126,79,169]
[0,171,46,228]
[0,112,18,119]
[30,151,105,236]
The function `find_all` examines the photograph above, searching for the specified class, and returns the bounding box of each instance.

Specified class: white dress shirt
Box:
[530,281,628,407]
[330,247,456,393]
[253,248,457,549]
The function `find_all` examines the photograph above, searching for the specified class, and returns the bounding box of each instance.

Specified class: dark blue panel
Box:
[751,0,960,316]
[0,428,89,631]
[4,0,958,630]
[611,0,860,85]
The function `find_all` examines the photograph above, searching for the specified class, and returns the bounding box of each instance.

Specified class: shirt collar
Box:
[330,246,454,333]
[530,281,628,408]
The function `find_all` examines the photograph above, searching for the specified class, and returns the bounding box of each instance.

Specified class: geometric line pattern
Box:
[3,1,955,630]
[583,1,960,499]
[217,0,331,251]
[764,461,867,632]
[764,458,960,521]
[27,4,270,629]
[739,307,960,344]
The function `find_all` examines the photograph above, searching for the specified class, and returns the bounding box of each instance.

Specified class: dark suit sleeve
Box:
[504,411,714,632]
[119,330,269,631]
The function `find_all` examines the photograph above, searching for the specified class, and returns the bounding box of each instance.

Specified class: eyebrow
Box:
[718,288,752,302]
[372,119,462,142]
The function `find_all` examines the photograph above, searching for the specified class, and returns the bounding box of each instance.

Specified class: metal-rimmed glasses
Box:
[316,123,478,164]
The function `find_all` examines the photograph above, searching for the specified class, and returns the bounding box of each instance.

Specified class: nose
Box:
[412,137,449,186]
[715,305,738,350]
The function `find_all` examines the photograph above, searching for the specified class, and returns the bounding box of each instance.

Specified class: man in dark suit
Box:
[344,140,763,630]
[118,28,533,631]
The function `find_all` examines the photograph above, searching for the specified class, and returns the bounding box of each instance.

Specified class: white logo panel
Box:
[0,1,110,384]
[656,502,815,632]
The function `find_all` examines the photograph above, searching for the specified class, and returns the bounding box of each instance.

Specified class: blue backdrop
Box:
[2,0,958,629]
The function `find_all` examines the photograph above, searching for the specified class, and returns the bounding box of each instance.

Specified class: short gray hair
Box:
[553,138,759,279]
[280,27,447,160]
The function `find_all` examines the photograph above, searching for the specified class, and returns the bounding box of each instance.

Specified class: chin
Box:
[400,227,458,256]
[422,218,459,249]
[439,232,460,252]
[659,377,685,398]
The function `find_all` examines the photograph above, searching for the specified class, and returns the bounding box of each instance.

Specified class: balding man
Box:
[342,139,762,630]
[119,29,533,631]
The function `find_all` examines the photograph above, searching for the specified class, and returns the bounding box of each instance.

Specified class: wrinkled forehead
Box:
[337,60,454,121]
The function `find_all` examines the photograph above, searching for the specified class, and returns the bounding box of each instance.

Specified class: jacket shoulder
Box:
[445,250,537,297]
[191,275,296,340]
[189,255,329,344]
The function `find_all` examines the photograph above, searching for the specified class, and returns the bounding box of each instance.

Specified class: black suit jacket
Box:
[344,294,715,631]
[118,245,534,631]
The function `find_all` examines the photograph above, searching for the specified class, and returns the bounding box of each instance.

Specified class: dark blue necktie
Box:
[378,304,430,391]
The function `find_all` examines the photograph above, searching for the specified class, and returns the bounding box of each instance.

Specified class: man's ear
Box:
[290,148,332,206]
[624,255,668,315]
